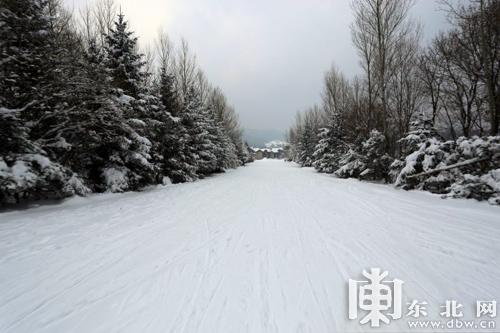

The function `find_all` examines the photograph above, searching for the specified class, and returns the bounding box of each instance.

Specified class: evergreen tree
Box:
[359,130,393,181]
[104,12,146,98]
[162,118,198,183]
[297,120,318,167]
[159,66,180,116]
[217,129,240,170]
[182,88,218,176]
[312,110,346,173]
[0,0,88,204]
[398,118,442,157]
[0,0,59,120]
[335,130,393,181]
[35,23,157,193]
[243,142,254,164]
[0,1,247,205]
[85,38,106,71]
[234,138,250,166]
[389,118,442,182]
[0,111,86,204]
[149,64,195,183]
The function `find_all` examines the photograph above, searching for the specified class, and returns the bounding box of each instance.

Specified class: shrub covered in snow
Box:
[358,130,393,181]
[394,136,500,204]
[0,153,89,204]
[389,120,443,183]
[0,113,88,204]
[313,127,348,173]
[446,170,500,204]
[238,142,254,165]
[335,130,393,181]
[334,148,366,179]
[393,137,452,189]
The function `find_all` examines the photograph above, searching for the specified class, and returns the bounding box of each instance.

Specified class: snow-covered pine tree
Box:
[33,14,157,193]
[0,0,89,205]
[312,128,331,171]
[104,11,146,98]
[83,12,163,190]
[390,118,443,184]
[297,119,318,167]
[399,118,442,157]
[216,128,240,170]
[312,109,346,173]
[0,0,53,117]
[203,105,239,171]
[36,56,156,193]
[233,137,250,166]
[206,88,243,169]
[85,38,107,73]
[335,130,392,181]
[0,110,87,205]
[358,130,393,181]
[162,85,218,181]
[182,88,219,176]
[242,142,254,164]
[159,66,180,116]
[161,118,198,183]
[148,63,195,183]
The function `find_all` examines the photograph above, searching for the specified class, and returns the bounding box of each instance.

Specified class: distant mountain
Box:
[243,129,286,148]
[265,140,288,148]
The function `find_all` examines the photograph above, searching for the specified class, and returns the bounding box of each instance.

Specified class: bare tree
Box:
[142,44,156,87]
[388,28,424,143]
[440,0,500,134]
[46,0,75,41]
[322,65,352,118]
[434,32,484,137]
[351,5,377,125]
[76,0,116,47]
[94,0,117,46]
[78,5,97,45]
[208,87,242,142]
[175,39,197,102]
[419,47,444,125]
[351,0,416,136]
[156,31,175,74]
[195,69,211,105]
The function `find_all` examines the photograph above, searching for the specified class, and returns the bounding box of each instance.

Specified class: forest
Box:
[0,0,253,206]
[287,0,500,204]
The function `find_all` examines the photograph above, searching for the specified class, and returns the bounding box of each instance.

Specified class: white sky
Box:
[65,0,450,131]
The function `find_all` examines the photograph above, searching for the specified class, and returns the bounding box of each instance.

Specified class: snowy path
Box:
[0,159,499,333]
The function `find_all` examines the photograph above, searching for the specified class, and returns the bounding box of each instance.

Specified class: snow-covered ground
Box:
[0,159,499,333]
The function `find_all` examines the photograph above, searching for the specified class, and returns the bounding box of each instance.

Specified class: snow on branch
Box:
[406,157,490,180]
[0,101,37,115]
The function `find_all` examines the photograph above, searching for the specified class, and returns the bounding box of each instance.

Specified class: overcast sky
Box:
[65,0,450,132]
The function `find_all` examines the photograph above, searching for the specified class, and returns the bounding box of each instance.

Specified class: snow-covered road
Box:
[1,159,499,332]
